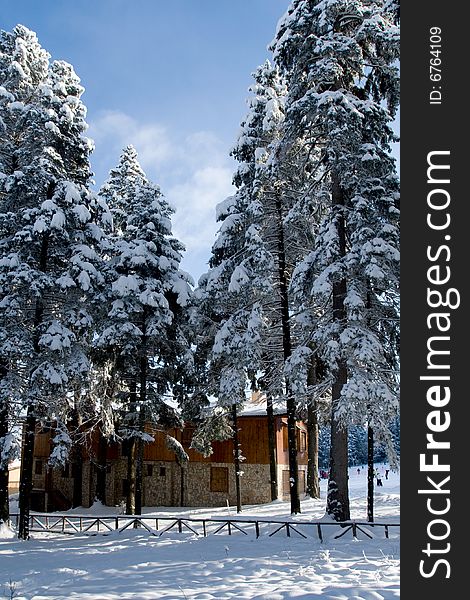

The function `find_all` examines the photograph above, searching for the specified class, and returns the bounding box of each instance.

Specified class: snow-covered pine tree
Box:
[0,24,51,526]
[197,60,318,513]
[188,69,272,490]
[271,0,400,521]
[97,146,192,514]
[0,25,110,538]
[193,197,260,512]
[244,63,328,510]
[224,61,287,403]
[227,61,303,512]
[85,145,151,508]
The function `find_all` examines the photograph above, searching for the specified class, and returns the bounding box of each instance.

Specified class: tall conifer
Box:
[271,0,400,520]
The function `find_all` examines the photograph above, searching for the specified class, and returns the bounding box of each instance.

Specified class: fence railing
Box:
[8,513,399,542]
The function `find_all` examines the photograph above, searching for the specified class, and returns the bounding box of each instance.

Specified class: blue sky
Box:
[2,0,290,281]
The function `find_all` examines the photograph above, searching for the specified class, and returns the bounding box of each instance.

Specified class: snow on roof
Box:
[239,397,286,417]
[205,392,287,417]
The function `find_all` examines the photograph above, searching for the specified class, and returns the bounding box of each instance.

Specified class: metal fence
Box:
[8,513,399,542]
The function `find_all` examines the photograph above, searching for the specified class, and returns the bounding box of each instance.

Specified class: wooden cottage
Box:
[29,404,308,512]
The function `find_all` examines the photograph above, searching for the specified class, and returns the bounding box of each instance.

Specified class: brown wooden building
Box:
[30,407,308,511]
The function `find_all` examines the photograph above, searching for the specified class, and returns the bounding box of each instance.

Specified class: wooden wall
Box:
[33,415,308,467]
[33,430,52,458]
[276,417,308,466]
[142,416,271,464]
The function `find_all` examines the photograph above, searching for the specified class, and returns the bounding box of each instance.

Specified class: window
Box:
[159,466,166,477]
[182,427,194,447]
[281,470,290,497]
[298,469,306,493]
[297,429,307,453]
[34,460,43,475]
[210,467,229,493]
[147,464,154,477]
[282,424,288,451]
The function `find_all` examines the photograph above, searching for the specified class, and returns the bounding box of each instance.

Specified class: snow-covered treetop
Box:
[100,145,147,233]
[100,146,192,309]
[0,25,50,94]
[271,0,400,116]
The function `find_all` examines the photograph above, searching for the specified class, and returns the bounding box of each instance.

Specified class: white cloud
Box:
[167,162,235,282]
[87,110,172,173]
[88,110,235,281]
[168,165,234,262]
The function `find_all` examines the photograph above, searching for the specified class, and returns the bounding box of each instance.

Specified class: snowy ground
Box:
[1,465,399,599]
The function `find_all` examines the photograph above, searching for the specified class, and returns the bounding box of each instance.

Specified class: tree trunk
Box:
[266,395,278,501]
[0,387,9,523]
[135,317,148,516]
[286,396,300,513]
[275,195,300,515]
[232,403,242,513]
[135,435,144,515]
[326,171,350,522]
[367,424,374,522]
[95,429,107,505]
[18,232,49,539]
[307,403,320,499]
[365,293,375,523]
[70,399,83,508]
[18,411,36,539]
[125,376,138,515]
[125,438,137,515]
[327,370,350,521]
[306,357,320,499]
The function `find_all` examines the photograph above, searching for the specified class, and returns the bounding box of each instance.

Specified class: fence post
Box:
[255,521,260,539]
[317,523,323,543]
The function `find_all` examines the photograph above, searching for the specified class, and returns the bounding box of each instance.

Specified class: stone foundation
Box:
[77,460,274,508]
[32,459,305,510]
